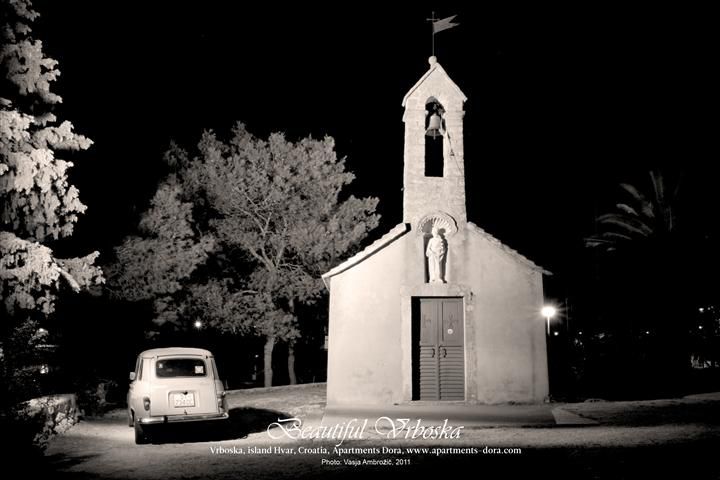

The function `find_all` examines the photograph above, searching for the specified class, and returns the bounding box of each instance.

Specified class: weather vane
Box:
[426,12,459,57]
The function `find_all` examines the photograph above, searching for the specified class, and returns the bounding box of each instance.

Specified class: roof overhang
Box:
[321,223,410,290]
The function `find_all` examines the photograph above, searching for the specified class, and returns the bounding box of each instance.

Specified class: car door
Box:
[149,355,219,417]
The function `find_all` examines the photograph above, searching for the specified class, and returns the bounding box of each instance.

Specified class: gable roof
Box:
[402,59,468,107]
[466,222,551,275]
[321,221,550,291]
[322,223,409,289]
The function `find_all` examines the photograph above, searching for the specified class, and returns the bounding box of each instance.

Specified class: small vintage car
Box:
[127,347,228,444]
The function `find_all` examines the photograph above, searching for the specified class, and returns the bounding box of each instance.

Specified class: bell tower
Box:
[402,56,467,227]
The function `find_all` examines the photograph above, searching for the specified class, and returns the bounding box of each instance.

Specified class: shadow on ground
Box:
[146,407,289,444]
[44,453,100,472]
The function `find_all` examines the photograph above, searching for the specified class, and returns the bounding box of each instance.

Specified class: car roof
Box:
[138,347,214,358]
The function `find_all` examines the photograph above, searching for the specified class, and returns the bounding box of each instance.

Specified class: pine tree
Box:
[0,0,102,435]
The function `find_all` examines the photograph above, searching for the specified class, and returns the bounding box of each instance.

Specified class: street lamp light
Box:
[541,305,557,335]
[193,320,203,330]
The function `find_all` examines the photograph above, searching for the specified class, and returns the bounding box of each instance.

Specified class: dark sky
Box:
[33,2,716,288]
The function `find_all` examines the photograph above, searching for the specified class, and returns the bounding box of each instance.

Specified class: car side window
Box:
[137,357,144,380]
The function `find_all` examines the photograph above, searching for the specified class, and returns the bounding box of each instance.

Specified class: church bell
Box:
[426,112,443,138]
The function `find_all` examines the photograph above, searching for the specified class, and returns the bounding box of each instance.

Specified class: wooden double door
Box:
[413,298,465,401]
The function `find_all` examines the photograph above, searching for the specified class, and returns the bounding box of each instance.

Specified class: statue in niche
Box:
[426,227,447,283]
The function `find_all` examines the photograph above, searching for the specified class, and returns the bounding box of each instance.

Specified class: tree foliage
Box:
[585,170,679,252]
[183,124,379,385]
[105,178,214,329]
[109,123,379,385]
[0,0,102,452]
[182,124,379,337]
[0,0,103,321]
[582,169,692,395]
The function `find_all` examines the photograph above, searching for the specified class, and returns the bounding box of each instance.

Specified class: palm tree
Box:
[585,170,680,251]
[584,169,689,396]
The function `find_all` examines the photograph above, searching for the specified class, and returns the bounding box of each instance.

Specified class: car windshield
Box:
[156,358,207,378]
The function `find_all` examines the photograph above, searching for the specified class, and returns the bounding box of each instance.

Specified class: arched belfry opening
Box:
[424,98,445,177]
[401,56,469,226]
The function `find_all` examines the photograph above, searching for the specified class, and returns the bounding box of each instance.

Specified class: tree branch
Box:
[57,267,81,292]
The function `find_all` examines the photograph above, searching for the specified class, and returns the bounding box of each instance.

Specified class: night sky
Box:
[32,2,716,295]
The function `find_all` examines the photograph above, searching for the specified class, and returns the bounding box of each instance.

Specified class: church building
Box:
[322,56,549,408]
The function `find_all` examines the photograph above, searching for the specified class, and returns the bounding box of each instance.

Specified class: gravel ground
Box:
[41,384,720,479]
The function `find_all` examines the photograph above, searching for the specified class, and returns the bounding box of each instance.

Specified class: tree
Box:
[0,0,103,405]
[106,125,378,386]
[584,169,691,395]
[585,170,679,252]
[180,124,380,386]
[0,0,104,313]
[105,177,214,332]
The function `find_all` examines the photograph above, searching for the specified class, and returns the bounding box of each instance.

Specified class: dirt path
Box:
[43,385,720,479]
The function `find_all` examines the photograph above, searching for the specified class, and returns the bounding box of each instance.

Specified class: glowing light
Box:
[541,305,557,335]
[193,320,203,330]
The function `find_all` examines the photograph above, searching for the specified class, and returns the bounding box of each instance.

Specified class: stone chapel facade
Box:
[322,57,549,407]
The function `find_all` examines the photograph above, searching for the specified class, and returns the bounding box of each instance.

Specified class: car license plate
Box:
[173,392,195,407]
